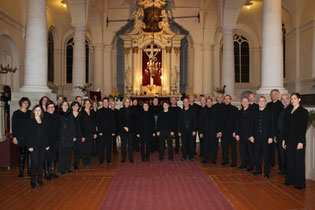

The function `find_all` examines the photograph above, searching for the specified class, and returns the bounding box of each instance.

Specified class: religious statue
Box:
[124,66,132,87]
[171,66,179,86]
[143,7,162,32]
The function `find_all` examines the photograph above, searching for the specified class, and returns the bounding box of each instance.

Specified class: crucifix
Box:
[143,42,162,86]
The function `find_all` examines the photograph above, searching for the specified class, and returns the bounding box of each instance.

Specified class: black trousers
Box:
[199,134,204,155]
[174,133,180,153]
[277,136,286,171]
[133,134,139,152]
[211,137,219,162]
[73,140,81,168]
[121,133,134,162]
[30,147,45,182]
[203,134,212,162]
[254,137,270,174]
[58,146,72,173]
[181,129,194,159]
[45,142,58,162]
[97,134,112,163]
[139,133,151,161]
[159,130,173,161]
[193,134,197,153]
[222,134,237,165]
[151,134,158,153]
[112,135,118,152]
[286,145,305,188]
[19,146,31,172]
[269,141,276,166]
[82,134,93,165]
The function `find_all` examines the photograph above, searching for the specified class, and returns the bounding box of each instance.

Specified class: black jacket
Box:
[59,111,77,147]
[219,104,239,135]
[252,108,274,140]
[283,106,308,146]
[26,118,49,149]
[45,112,60,145]
[72,112,82,139]
[169,106,181,132]
[199,106,216,137]
[150,105,163,131]
[96,107,116,135]
[213,102,225,133]
[190,103,201,130]
[157,110,175,132]
[80,109,97,138]
[118,106,135,134]
[178,107,196,133]
[276,104,292,139]
[236,106,254,138]
[136,110,155,134]
[12,109,31,146]
[267,100,283,137]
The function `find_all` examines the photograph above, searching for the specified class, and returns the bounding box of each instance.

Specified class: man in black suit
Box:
[266,89,283,167]
[276,94,292,175]
[189,95,201,155]
[169,97,181,154]
[218,95,239,167]
[110,100,119,154]
[96,97,116,164]
[178,98,197,162]
[198,96,207,157]
[149,97,162,153]
[248,92,259,111]
[251,96,274,178]
[212,93,225,161]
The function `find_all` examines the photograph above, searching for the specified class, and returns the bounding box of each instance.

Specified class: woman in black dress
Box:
[39,96,50,112]
[58,101,77,174]
[71,101,82,171]
[282,93,308,190]
[26,105,50,189]
[12,97,32,178]
[44,100,60,180]
[80,99,97,167]
[91,100,99,156]
[118,98,135,163]
[136,102,155,162]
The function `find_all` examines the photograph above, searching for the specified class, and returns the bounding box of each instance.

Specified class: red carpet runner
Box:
[100,153,233,210]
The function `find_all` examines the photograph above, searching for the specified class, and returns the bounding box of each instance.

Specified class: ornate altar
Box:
[120,0,185,97]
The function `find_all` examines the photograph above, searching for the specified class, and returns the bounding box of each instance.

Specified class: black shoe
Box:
[221,162,228,165]
[45,174,52,180]
[201,160,209,164]
[73,166,79,171]
[238,165,246,169]
[51,173,59,179]
[189,159,194,162]
[276,171,286,175]
[294,186,305,190]
[129,160,134,163]
[99,162,104,165]
[247,168,254,172]
[145,159,149,162]
[211,161,216,166]
[107,161,112,165]
[252,171,262,175]
[142,160,145,162]
[38,180,44,186]
[230,164,237,168]
[121,160,126,163]
[66,170,72,174]
[31,181,36,189]
[181,158,186,161]
[264,173,270,179]
[283,182,290,186]
[60,171,66,175]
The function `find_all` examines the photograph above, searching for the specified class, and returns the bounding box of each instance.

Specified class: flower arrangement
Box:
[186,92,198,98]
[74,83,92,96]
[308,110,315,128]
[215,85,226,94]
[109,92,124,101]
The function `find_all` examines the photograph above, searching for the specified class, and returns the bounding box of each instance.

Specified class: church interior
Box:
[0,0,315,209]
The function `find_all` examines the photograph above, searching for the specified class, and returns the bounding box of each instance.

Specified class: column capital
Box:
[72,25,86,31]
[202,42,213,49]
[222,27,235,34]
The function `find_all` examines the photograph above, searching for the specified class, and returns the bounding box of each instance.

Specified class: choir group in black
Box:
[11,90,308,191]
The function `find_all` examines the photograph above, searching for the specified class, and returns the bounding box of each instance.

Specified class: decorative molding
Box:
[174,47,180,55]
[133,46,139,54]
[165,46,172,53]
[0,11,24,32]
[124,47,130,55]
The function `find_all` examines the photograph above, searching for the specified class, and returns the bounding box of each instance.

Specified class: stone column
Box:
[221,28,235,97]
[20,0,50,93]
[257,0,287,94]
[93,44,104,92]
[71,25,86,96]
[213,44,221,93]
[103,45,112,96]
[193,44,203,94]
[202,43,213,96]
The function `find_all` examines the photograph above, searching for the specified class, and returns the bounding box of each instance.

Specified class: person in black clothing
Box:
[56,95,64,111]
[71,101,82,171]
[235,97,255,171]
[169,97,181,154]
[199,97,216,164]
[149,97,162,153]
[119,98,136,163]
[58,101,77,174]
[276,94,292,175]
[91,100,100,156]
[212,93,225,163]
[96,97,116,164]
[218,95,239,167]
[178,98,197,162]
[80,99,97,167]
[136,102,155,162]
[26,105,50,189]
[131,99,141,152]
[248,92,259,111]
[110,100,119,154]
[39,96,50,113]
[282,93,308,190]
[157,102,175,162]
[189,95,200,155]
[266,89,283,167]
[44,101,60,180]
[251,96,274,178]
[198,96,207,156]
[12,97,32,178]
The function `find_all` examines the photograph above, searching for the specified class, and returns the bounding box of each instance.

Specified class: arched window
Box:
[48,31,54,82]
[234,34,250,83]
[65,38,91,84]
[282,23,286,78]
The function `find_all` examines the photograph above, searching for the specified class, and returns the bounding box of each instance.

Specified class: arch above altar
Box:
[119,0,185,97]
